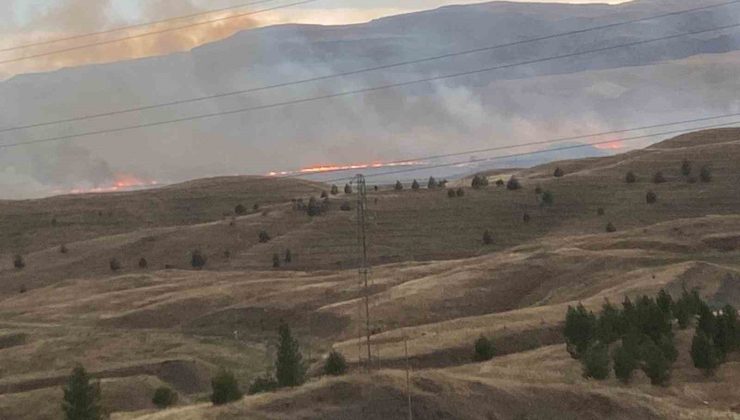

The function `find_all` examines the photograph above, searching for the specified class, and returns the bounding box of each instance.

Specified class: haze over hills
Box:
[2,0,740,198]
[0,128,739,418]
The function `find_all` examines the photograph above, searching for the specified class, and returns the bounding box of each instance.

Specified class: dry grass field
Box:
[0,129,739,419]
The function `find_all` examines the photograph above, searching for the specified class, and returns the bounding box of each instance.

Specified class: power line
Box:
[2,0,737,134]
[0,0,320,65]
[3,21,740,150]
[0,0,283,53]
[320,120,740,183]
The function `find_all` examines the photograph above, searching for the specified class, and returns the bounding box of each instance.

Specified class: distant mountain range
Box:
[2,0,740,198]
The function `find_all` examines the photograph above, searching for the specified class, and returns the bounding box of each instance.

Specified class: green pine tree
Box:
[275,322,306,387]
[62,366,103,420]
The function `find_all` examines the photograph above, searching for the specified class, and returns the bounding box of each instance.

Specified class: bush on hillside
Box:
[427,177,438,189]
[541,191,554,207]
[344,184,353,194]
[553,167,564,178]
[60,244,68,254]
[152,386,178,409]
[495,179,505,187]
[506,176,521,190]
[471,175,489,189]
[272,254,281,268]
[700,166,712,183]
[653,171,666,184]
[323,350,348,376]
[523,213,531,224]
[258,230,271,243]
[109,258,121,272]
[235,204,247,215]
[62,365,102,420]
[606,222,616,233]
[482,230,493,245]
[411,179,420,190]
[625,171,637,184]
[447,189,456,198]
[646,191,657,204]
[330,184,339,195]
[210,369,242,405]
[597,207,605,216]
[320,190,328,199]
[13,255,25,270]
[340,201,352,211]
[681,159,692,177]
[284,249,293,264]
[456,188,465,197]
[191,250,207,269]
[138,257,148,269]
[394,181,403,191]
[307,196,323,217]
[473,335,495,361]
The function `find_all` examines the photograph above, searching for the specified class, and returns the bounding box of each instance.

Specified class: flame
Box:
[594,141,625,150]
[268,160,424,177]
[57,173,159,195]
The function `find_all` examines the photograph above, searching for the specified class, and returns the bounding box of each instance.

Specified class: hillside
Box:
[0,128,739,418]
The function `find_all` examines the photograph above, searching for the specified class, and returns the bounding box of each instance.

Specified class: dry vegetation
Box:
[0,129,739,419]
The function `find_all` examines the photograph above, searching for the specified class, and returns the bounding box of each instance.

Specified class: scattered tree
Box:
[253,203,260,211]
[681,159,692,177]
[109,258,121,272]
[340,201,352,211]
[482,230,493,245]
[138,257,148,269]
[235,204,247,215]
[275,322,306,387]
[596,300,623,345]
[19,285,26,294]
[625,171,637,184]
[456,188,465,197]
[210,369,242,405]
[473,335,495,361]
[320,190,328,199]
[323,350,348,376]
[152,386,178,409]
[582,343,610,380]
[523,213,531,224]
[646,190,657,204]
[60,244,68,254]
[691,331,720,375]
[553,167,564,178]
[284,249,293,264]
[13,254,25,270]
[272,253,281,268]
[62,365,102,420]
[495,179,505,187]
[258,230,271,243]
[471,175,489,189]
[427,177,438,189]
[606,222,616,233]
[564,303,597,359]
[248,374,278,395]
[447,189,456,198]
[307,196,322,217]
[506,176,521,190]
[641,339,671,386]
[191,250,207,269]
[394,181,403,191]
[330,184,339,195]
[613,343,638,383]
[597,207,605,216]
[540,191,554,207]
[344,184,353,194]
[653,171,666,184]
[700,166,712,183]
[411,179,420,190]
[534,186,543,195]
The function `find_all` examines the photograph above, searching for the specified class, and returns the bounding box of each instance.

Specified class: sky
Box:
[0,0,629,78]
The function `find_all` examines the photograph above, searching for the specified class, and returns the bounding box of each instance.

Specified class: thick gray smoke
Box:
[1,0,740,198]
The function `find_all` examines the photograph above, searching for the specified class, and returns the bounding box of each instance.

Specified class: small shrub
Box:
[109,258,121,272]
[553,167,564,178]
[13,254,25,270]
[495,179,504,187]
[152,386,178,409]
[272,253,281,268]
[394,181,403,191]
[606,222,616,233]
[19,285,26,294]
[330,184,339,195]
[284,249,292,264]
[582,343,610,380]
[344,184,353,194]
[653,171,666,184]
[258,230,271,243]
[323,350,348,376]
[210,369,242,405]
[700,166,712,183]
[646,191,657,204]
[681,159,692,177]
[506,176,521,190]
[411,179,420,190]
[625,171,637,184]
[473,335,495,361]
[320,190,328,199]
[540,191,554,207]
[523,213,531,223]
[191,250,207,269]
[307,197,322,217]
[597,207,605,216]
[482,230,493,245]
[471,175,489,189]
[253,203,260,211]
[456,188,465,197]
[60,244,68,254]
[427,177,438,189]
[447,189,456,198]
[534,186,543,195]
[235,204,247,215]
[248,374,278,395]
[138,257,148,269]
[340,201,352,211]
